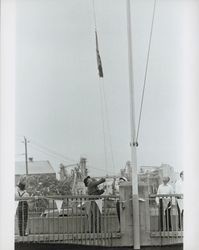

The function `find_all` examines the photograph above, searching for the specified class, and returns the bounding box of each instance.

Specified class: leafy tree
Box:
[19,174,73,213]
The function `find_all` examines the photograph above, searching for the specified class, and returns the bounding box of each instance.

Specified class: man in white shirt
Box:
[175,171,184,229]
[156,177,174,231]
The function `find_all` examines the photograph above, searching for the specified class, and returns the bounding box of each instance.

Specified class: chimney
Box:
[80,157,87,177]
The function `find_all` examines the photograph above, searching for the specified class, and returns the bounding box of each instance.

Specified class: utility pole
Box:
[126,0,140,249]
[23,136,29,175]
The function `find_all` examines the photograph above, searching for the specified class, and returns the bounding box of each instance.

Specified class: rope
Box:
[101,83,116,173]
[92,0,116,175]
[98,80,108,173]
[136,0,157,143]
[92,0,97,30]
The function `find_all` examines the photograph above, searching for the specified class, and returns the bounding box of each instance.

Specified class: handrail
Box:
[15,194,120,201]
[149,194,183,198]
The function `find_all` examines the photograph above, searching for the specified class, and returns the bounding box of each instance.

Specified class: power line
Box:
[30,139,77,163]
[29,143,76,164]
[30,143,114,175]
[88,165,115,175]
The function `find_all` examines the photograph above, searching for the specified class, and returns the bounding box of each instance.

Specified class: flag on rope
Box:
[95,30,103,78]
[95,199,103,213]
[55,200,63,213]
[177,199,183,213]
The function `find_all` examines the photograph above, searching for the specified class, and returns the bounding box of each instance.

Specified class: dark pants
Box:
[177,201,183,230]
[89,201,101,233]
[18,202,28,236]
[116,200,120,224]
[159,200,171,231]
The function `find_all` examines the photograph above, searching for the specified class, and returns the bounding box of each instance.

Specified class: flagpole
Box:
[126,0,140,249]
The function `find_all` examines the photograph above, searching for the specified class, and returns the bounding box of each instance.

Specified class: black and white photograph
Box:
[1,0,199,250]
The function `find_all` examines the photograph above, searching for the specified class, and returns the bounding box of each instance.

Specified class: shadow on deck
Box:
[15,242,183,250]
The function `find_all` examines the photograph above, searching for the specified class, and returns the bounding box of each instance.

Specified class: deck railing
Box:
[15,195,120,246]
[148,194,183,245]
[15,193,183,247]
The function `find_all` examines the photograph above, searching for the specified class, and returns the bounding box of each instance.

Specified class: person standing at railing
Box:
[156,177,174,231]
[175,171,184,229]
[84,176,106,196]
[15,182,29,236]
[83,176,106,233]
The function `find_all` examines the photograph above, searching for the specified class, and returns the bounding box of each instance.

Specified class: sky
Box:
[15,0,185,177]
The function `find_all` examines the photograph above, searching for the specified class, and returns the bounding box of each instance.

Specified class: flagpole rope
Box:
[136,0,157,143]
[98,81,108,174]
[92,0,97,30]
[92,0,116,176]
[101,81,116,174]
[92,0,109,175]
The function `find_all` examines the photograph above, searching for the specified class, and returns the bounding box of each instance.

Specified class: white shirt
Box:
[175,178,183,195]
[157,183,174,195]
[15,188,29,199]
[156,183,174,207]
[175,178,184,211]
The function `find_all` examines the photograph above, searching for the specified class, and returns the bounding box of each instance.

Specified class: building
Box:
[118,163,177,195]
[139,163,176,186]
[59,157,88,195]
[15,158,56,185]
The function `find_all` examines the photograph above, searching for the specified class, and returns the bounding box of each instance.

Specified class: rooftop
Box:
[15,160,55,175]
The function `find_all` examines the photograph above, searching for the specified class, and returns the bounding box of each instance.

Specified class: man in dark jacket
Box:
[84,176,106,195]
[84,176,106,233]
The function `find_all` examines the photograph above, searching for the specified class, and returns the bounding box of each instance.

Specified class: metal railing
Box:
[15,193,183,246]
[148,194,183,245]
[15,195,120,246]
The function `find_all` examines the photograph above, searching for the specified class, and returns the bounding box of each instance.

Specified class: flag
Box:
[177,199,183,213]
[55,200,63,213]
[95,199,103,213]
[95,30,103,78]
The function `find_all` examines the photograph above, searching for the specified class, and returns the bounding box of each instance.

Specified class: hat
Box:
[83,176,90,187]
[17,182,26,190]
[119,177,127,182]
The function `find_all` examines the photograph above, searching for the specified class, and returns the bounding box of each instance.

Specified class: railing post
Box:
[119,182,152,247]
[119,182,134,246]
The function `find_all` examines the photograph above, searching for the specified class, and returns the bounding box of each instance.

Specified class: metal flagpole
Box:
[126,0,140,249]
